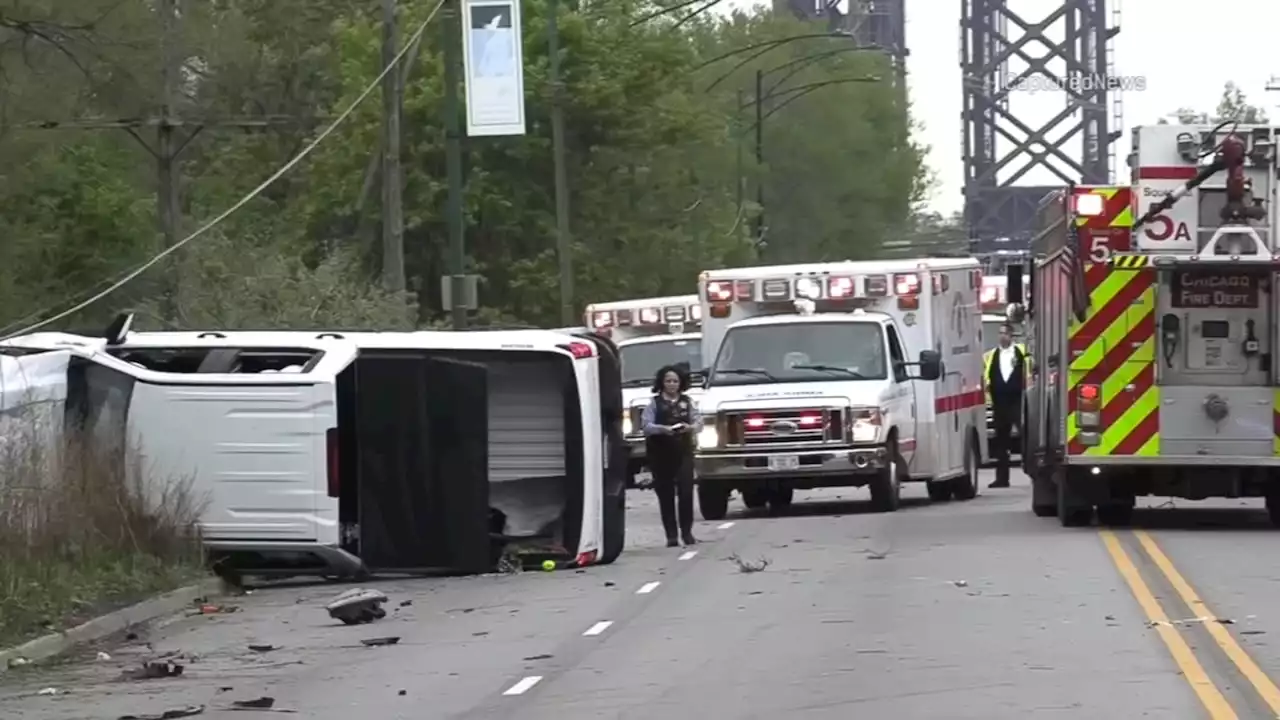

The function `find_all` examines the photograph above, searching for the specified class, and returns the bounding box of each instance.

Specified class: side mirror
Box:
[916,349,943,381]
[1006,302,1026,324]
[691,367,711,388]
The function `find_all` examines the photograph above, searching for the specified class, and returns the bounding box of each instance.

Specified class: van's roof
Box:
[617,333,701,347]
[114,329,584,353]
[726,312,886,329]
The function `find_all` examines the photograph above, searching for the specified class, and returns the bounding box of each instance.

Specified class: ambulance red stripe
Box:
[1137,166,1197,180]
[934,389,985,414]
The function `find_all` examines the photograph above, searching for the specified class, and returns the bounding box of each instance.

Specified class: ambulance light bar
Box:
[589,303,702,330]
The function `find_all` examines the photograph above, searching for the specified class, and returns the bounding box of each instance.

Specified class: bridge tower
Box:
[960,0,1122,253]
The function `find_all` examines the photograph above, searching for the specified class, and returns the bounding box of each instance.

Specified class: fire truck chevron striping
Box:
[1072,186,1133,229]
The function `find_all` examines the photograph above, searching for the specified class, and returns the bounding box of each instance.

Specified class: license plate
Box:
[768,454,799,471]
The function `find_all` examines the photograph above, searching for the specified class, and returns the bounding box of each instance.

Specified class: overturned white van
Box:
[2,321,628,578]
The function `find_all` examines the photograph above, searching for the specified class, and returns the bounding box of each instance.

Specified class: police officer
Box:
[984,323,1026,488]
[641,364,702,547]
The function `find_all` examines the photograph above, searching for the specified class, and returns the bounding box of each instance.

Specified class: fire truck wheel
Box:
[698,481,731,521]
[767,488,794,514]
[870,449,902,512]
[1266,495,1280,527]
[741,488,768,510]
[951,433,980,501]
[1031,474,1057,517]
[1095,504,1133,527]
[1056,474,1093,527]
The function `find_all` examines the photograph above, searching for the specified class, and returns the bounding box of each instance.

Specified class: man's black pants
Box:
[991,398,1021,484]
[651,452,694,538]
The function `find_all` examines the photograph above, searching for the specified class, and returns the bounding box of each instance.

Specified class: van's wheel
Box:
[741,488,768,510]
[869,442,901,512]
[599,488,626,565]
[952,433,980,500]
[767,487,794,514]
[698,481,731,521]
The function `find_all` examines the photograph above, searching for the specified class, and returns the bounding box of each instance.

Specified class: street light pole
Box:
[754,68,764,252]
[549,0,573,326]
[443,0,467,329]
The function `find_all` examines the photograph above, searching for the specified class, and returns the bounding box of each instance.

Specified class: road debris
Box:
[248,644,279,653]
[119,705,204,719]
[191,603,239,616]
[122,659,185,680]
[97,651,113,661]
[325,588,388,625]
[231,697,275,709]
[37,687,58,695]
[360,636,400,646]
[523,653,553,661]
[1147,616,1235,628]
[727,553,770,573]
[7,656,30,668]
[951,580,968,587]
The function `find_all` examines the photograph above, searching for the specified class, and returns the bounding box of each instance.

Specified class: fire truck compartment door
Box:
[1158,387,1273,457]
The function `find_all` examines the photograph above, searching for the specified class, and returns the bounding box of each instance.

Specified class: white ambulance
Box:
[693,259,986,517]
[584,295,703,484]
[3,320,627,579]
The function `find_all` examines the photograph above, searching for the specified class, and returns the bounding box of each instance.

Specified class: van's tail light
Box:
[326,427,340,498]
[1076,384,1101,432]
[559,341,594,358]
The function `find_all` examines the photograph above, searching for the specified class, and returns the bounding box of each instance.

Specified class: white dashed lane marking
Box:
[503,676,543,695]
[678,550,697,560]
[583,621,613,636]
[717,522,735,529]
[637,581,661,594]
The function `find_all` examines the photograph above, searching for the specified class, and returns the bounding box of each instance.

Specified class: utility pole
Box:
[548,0,572,326]
[380,0,406,293]
[754,69,765,252]
[25,0,318,325]
[736,88,744,212]
[443,0,467,329]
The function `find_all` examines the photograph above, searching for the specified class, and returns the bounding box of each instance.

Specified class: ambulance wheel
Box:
[951,432,980,501]
[926,481,953,502]
[767,488,794,514]
[698,481,731,521]
[599,487,626,565]
[870,445,901,512]
[741,488,769,510]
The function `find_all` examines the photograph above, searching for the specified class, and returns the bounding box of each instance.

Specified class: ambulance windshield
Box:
[619,338,702,386]
[711,322,886,386]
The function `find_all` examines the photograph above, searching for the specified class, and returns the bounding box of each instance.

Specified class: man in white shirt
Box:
[985,323,1025,488]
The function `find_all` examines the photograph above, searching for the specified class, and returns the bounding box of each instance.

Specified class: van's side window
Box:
[885,326,907,383]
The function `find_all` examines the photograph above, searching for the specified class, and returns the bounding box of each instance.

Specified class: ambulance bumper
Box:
[695,446,888,480]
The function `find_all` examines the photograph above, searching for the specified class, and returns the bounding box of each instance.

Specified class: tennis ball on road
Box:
[542,560,556,571]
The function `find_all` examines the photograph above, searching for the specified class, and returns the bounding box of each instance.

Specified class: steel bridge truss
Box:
[960,0,1121,249]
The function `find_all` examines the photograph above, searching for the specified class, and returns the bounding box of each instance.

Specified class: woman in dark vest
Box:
[641,364,703,547]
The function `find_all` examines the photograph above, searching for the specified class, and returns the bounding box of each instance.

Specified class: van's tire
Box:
[698,481,731,521]
[741,488,768,510]
[599,488,626,565]
[927,481,954,502]
[951,432,980,501]
[869,441,902,512]
[767,487,794,514]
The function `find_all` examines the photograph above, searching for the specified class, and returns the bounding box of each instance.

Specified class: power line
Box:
[1,0,447,342]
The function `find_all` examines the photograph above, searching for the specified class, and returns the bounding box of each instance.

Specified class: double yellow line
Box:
[1102,529,1280,719]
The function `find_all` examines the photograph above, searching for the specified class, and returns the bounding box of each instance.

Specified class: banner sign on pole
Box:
[460,0,526,136]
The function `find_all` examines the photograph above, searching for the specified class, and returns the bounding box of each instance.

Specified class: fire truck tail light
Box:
[1073,193,1104,216]
[865,275,888,296]
[706,281,733,301]
[639,307,660,324]
[1077,384,1101,416]
[827,276,854,298]
[591,311,613,328]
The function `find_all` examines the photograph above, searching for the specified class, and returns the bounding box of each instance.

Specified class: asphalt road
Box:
[4,470,1280,719]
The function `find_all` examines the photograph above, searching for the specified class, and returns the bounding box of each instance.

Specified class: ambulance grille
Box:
[723,408,844,448]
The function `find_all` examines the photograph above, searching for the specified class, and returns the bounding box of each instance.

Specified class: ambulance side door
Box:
[884,322,918,468]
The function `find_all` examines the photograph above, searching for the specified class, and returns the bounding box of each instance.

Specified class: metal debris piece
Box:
[122,659,184,680]
[325,588,388,625]
[118,706,205,720]
[231,697,275,709]
[360,637,400,646]
[727,553,770,573]
[247,644,278,653]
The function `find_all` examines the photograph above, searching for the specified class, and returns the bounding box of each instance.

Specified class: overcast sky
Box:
[724,0,1280,216]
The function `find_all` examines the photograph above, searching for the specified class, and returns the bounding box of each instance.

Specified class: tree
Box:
[1161,80,1268,125]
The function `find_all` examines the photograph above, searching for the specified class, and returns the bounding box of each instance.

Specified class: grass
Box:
[0,399,207,648]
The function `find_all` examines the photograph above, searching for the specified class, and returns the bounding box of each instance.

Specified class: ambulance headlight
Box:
[697,426,719,449]
[850,408,881,443]
[622,410,633,435]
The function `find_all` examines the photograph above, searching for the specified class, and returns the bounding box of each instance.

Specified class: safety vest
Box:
[983,343,1028,406]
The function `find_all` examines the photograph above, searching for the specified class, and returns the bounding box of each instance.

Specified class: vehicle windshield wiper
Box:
[714,367,777,381]
[789,364,869,379]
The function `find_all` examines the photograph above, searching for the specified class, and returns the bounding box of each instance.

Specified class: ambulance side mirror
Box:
[692,368,710,388]
[914,349,943,381]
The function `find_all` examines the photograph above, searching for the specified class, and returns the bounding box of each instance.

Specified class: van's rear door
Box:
[352,352,490,574]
